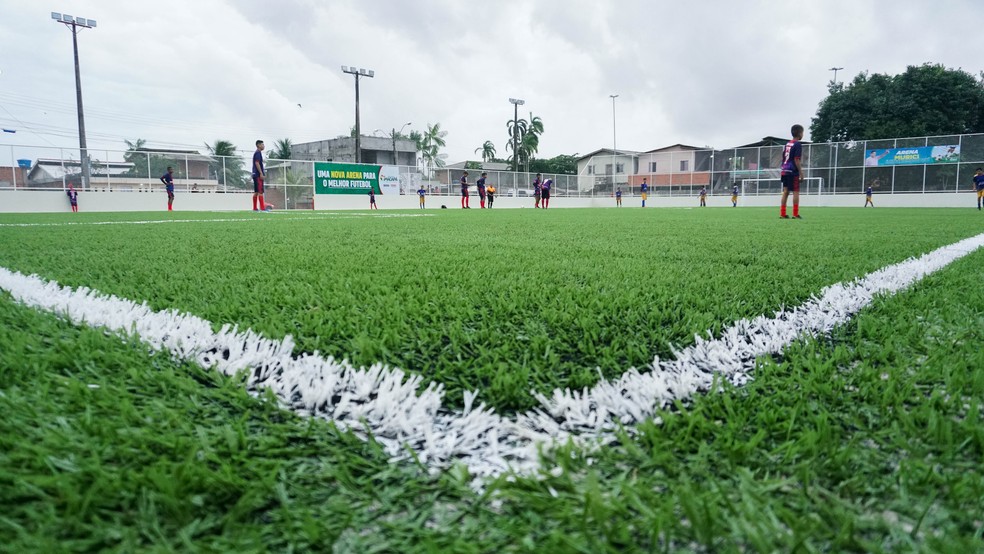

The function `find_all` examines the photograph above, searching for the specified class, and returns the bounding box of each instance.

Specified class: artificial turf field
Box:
[1,207,983,552]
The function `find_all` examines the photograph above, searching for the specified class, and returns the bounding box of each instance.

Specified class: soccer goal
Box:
[740,177,824,196]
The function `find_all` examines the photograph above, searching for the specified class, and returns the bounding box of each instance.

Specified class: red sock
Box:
[480,199,485,208]
[259,196,266,211]
[461,197,465,208]
[793,203,799,217]
[253,196,258,210]
[781,204,787,217]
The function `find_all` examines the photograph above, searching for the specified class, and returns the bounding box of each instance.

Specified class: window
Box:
[679,160,689,172]
[649,161,658,173]
[587,165,594,175]
[616,163,625,174]
[605,164,613,175]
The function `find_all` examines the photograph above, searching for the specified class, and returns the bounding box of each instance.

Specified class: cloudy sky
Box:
[0,0,979,164]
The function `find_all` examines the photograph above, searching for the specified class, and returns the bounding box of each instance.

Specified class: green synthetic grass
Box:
[1,229,982,552]
[0,208,981,413]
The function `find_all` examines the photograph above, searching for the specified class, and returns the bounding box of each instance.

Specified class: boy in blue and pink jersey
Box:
[67,184,79,212]
[640,178,649,207]
[532,173,542,208]
[368,188,378,209]
[252,139,266,212]
[780,124,804,219]
[699,186,707,207]
[615,187,622,207]
[541,179,552,209]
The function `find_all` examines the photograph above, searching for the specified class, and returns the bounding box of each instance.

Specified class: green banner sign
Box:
[314,162,381,194]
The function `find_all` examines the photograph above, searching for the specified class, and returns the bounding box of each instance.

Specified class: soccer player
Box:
[487,183,496,208]
[533,173,542,208]
[699,186,707,207]
[615,187,622,207]
[252,139,266,212]
[541,179,552,209]
[780,124,804,219]
[368,188,378,209]
[731,183,739,207]
[640,178,649,207]
[460,171,471,208]
[477,172,488,208]
[417,185,426,209]
[974,168,984,210]
[160,166,175,211]
[66,184,79,212]
[864,182,874,207]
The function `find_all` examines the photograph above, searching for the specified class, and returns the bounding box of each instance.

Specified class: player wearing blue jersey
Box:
[699,186,707,207]
[368,188,377,209]
[974,168,984,210]
[66,184,79,212]
[731,184,739,207]
[417,186,426,209]
[533,173,542,208]
[460,171,471,209]
[864,182,874,207]
[160,166,175,211]
[615,187,622,207]
[640,178,649,207]
[780,124,804,219]
[477,172,487,209]
[541,179,552,209]
[252,140,266,212]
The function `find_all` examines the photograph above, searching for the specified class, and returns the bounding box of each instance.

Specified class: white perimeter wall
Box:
[0,190,977,213]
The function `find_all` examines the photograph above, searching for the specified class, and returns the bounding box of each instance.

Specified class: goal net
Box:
[739,177,824,196]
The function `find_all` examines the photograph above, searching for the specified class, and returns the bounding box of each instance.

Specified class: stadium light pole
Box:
[52,12,96,190]
[392,122,411,166]
[828,67,844,142]
[610,94,618,191]
[342,66,374,164]
[509,98,524,173]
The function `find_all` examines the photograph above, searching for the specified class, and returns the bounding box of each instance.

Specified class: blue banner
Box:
[864,145,960,167]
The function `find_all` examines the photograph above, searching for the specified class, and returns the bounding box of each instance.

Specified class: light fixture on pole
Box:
[392,122,411,166]
[51,11,96,190]
[828,67,844,142]
[610,94,618,192]
[342,66,374,164]
[508,99,525,175]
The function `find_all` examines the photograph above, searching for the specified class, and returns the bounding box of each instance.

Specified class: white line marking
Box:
[2,231,983,481]
[0,213,435,227]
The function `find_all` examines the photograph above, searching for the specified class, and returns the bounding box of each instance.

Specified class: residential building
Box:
[575,148,640,193]
[0,166,28,189]
[291,136,417,166]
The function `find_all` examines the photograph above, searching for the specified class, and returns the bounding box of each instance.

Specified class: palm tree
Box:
[206,139,246,189]
[421,123,447,176]
[271,138,292,160]
[475,140,496,163]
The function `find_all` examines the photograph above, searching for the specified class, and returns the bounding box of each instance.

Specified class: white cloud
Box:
[0,0,980,165]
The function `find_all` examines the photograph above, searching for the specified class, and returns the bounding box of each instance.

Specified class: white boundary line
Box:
[1,231,983,480]
[0,213,434,227]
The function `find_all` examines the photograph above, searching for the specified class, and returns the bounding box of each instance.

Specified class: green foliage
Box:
[270,138,293,161]
[475,140,497,163]
[506,114,545,171]
[420,123,447,174]
[206,139,247,189]
[0,210,983,551]
[122,138,173,180]
[463,161,483,170]
[529,154,579,175]
[812,64,984,142]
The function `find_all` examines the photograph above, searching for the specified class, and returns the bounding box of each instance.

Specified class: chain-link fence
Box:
[3,133,983,203]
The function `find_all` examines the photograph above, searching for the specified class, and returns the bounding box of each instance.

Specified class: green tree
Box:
[420,123,447,176]
[270,138,293,160]
[206,140,247,189]
[530,154,578,175]
[811,64,984,142]
[464,161,483,170]
[123,138,172,180]
[475,140,497,163]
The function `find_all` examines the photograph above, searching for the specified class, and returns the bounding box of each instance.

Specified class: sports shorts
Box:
[781,173,800,192]
[253,175,264,194]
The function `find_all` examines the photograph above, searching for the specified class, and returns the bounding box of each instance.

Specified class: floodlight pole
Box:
[342,66,374,164]
[509,98,524,173]
[828,67,843,142]
[610,94,618,190]
[53,12,96,190]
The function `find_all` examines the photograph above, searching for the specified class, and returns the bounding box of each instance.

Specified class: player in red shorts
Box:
[780,124,804,219]
[252,139,266,212]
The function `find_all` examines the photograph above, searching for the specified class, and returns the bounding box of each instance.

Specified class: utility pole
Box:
[52,12,96,189]
[342,66,374,163]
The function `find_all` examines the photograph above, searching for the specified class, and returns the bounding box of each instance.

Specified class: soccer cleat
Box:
[780,215,790,219]
[793,215,803,219]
